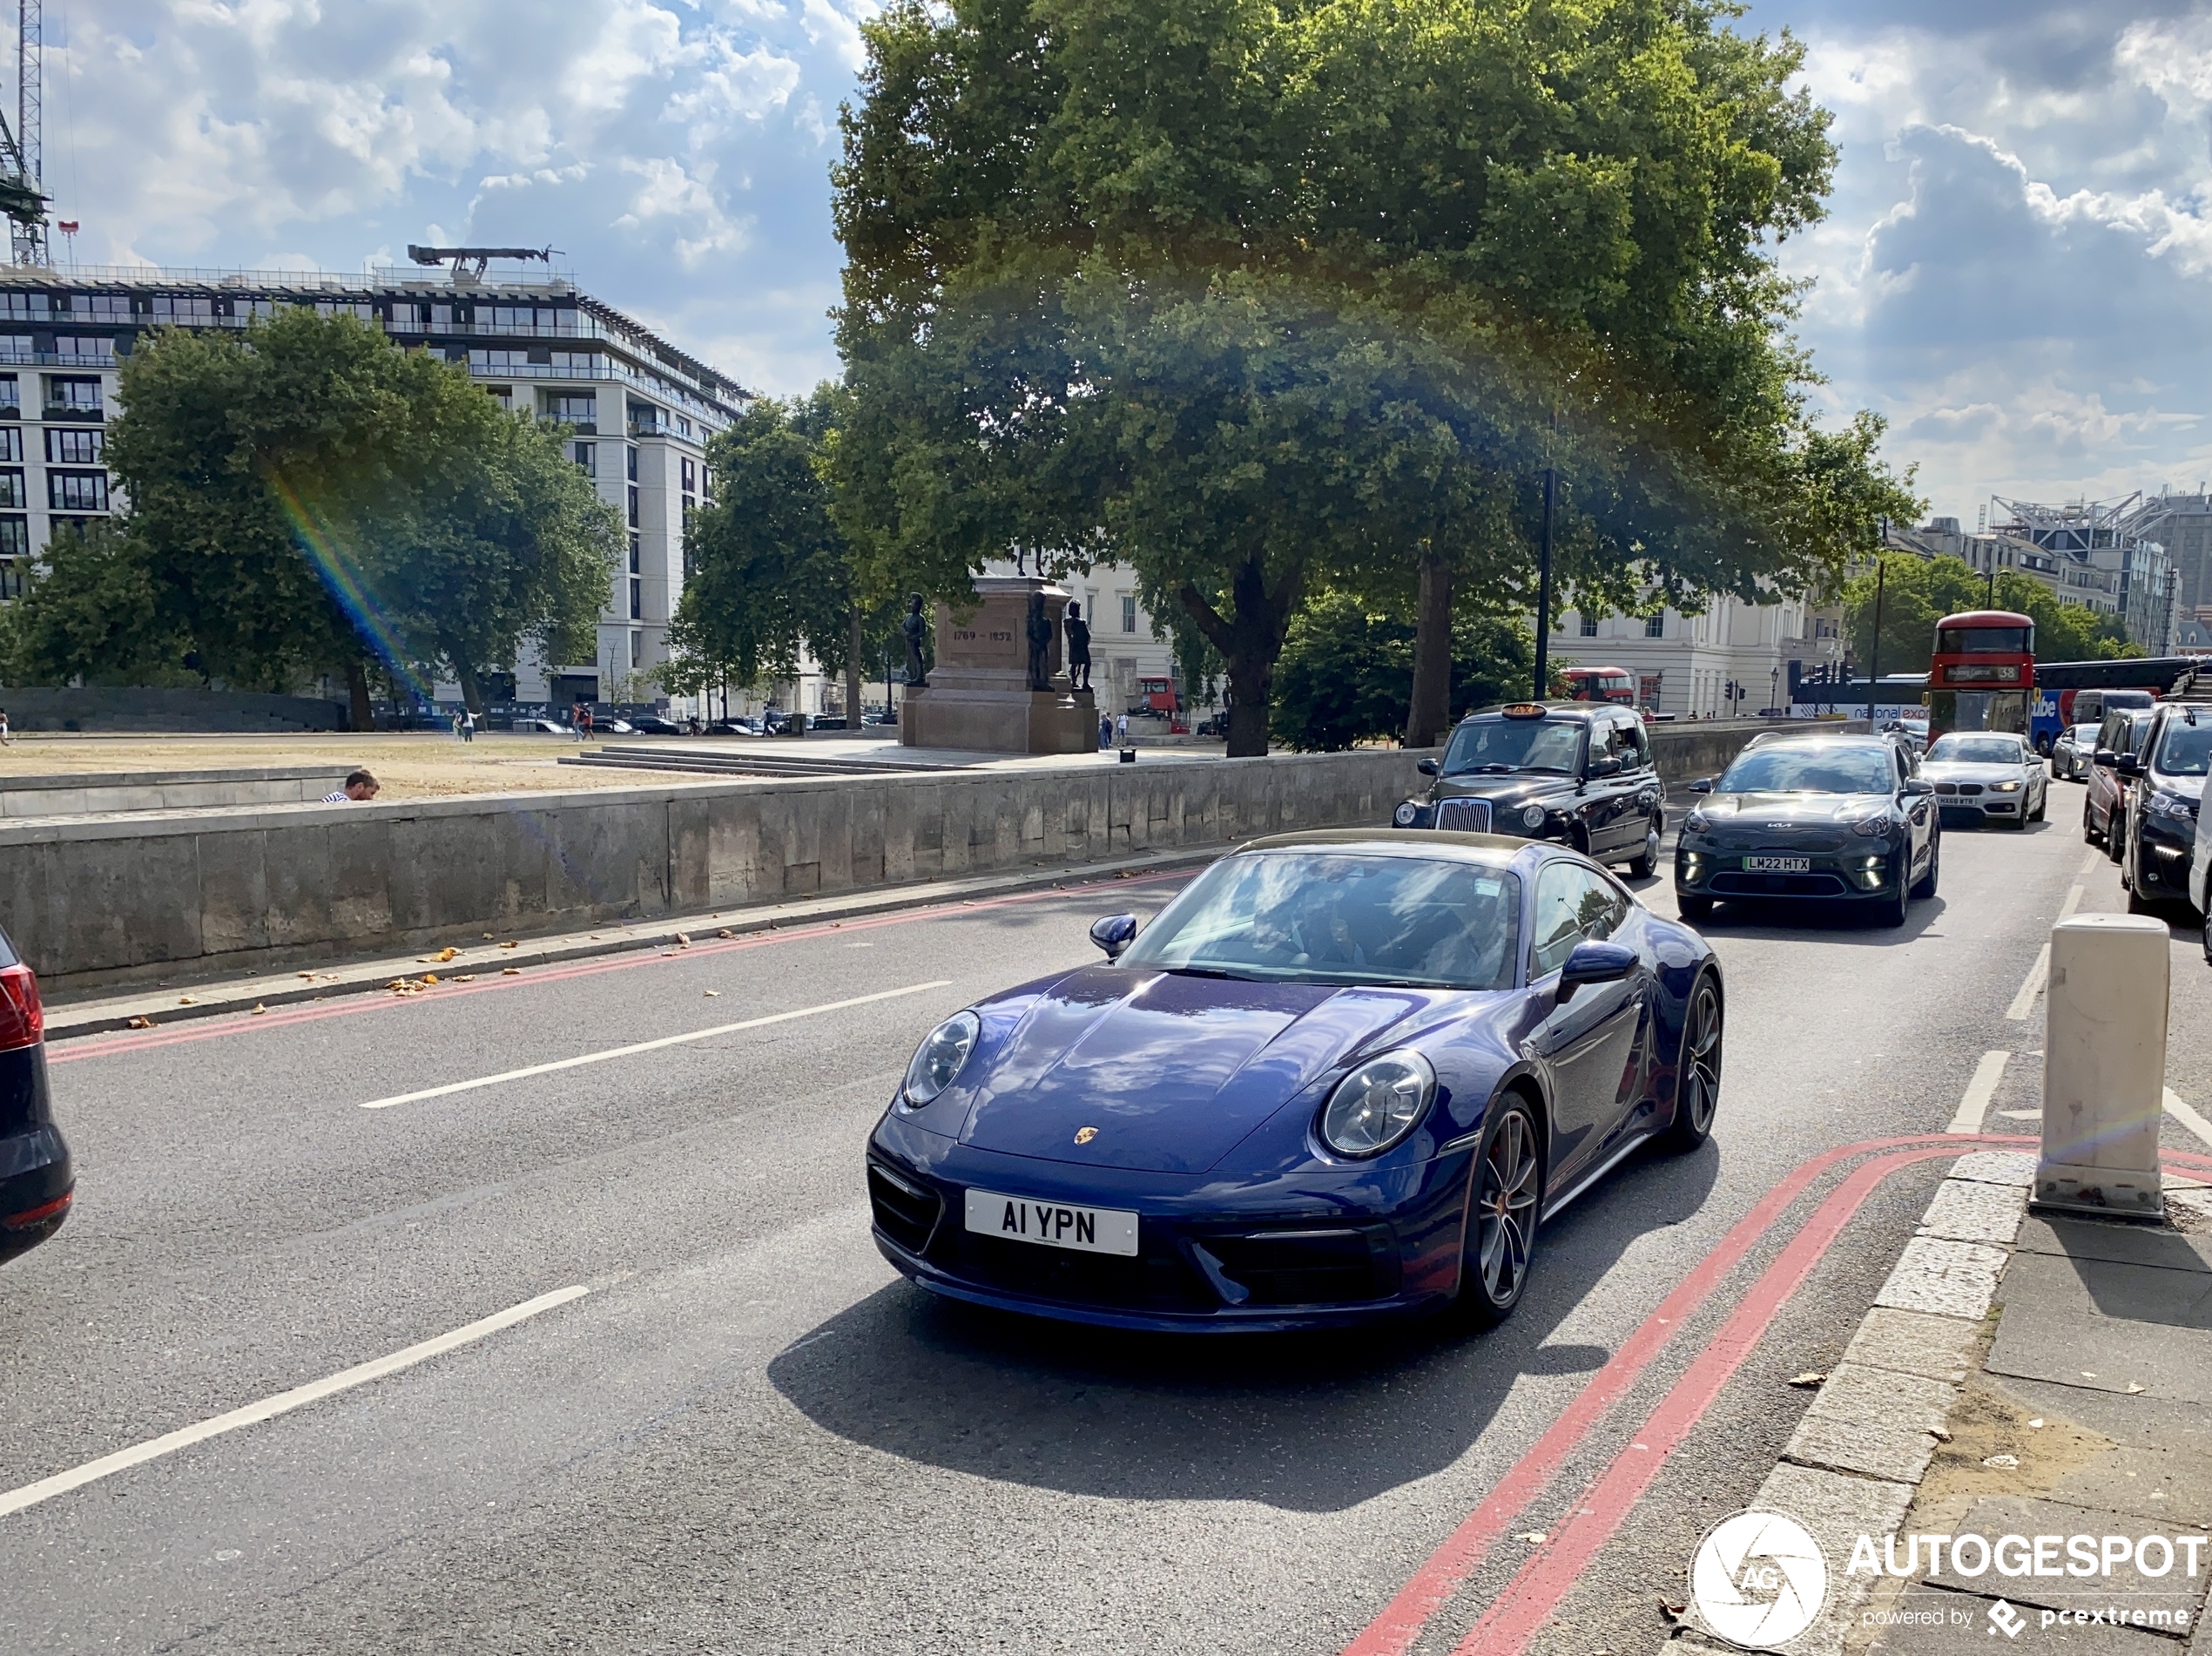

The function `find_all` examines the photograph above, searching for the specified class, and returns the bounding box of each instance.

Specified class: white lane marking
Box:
[1948,1051,2012,1134]
[2059,883,2085,918]
[2166,1089,2212,1151]
[360,982,955,1110]
[2005,943,2050,1022]
[0,1285,589,1519]
[2080,848,2103,876]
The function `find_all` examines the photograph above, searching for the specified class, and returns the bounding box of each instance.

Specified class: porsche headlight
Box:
[1393,801,1420,828]
[1318,1051,1436,1159]
[901,1010,981,1107]
[1520,804,1547,829]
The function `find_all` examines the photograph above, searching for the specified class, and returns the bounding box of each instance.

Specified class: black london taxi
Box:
[1392,700,1666,875]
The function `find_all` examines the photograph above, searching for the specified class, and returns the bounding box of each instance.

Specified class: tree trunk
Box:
[846,606,865,731]
[453,659,485,718]
[346,660,374,732]
[1404,551,1452,749]
[1179,551,1300,760]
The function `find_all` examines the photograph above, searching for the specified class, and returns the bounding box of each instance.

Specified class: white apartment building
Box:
[0,260,746,708]
[1548,593,1817,719]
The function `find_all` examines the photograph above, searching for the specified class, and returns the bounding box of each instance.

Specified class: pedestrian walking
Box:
[451,711,464,742]
[1098,712,1112,751]
[462,708,476,743]
[1116,712,1129,746]
[320,769,380,803]
[0,707,12,746]
[577,704,593,740]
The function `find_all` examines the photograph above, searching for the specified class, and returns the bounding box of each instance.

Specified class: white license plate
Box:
[1743,855,1811,874]
[964,1188,1139,1257]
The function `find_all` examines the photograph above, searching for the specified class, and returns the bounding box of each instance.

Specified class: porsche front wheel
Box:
[1664,974,1723,1152]
[1459,1096,1541,1327]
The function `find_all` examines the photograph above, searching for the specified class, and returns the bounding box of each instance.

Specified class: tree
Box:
[831,0,1919,756]
[1841,554,2137,679]
[679,387,887,728]
[71,308,617,722]
[1,519,193,687]
[1271,589,1548,751]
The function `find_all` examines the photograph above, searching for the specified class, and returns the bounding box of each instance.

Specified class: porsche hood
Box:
[958,968,1450,1173]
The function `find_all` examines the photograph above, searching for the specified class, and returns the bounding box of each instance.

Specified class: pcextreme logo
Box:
[1689,1510,1829,1648]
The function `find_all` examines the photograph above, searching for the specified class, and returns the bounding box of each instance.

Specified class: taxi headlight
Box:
[901,1010,981,1106]
[1520,804,1547,829]
[1393,801,1420,828]
[1318,1051,1436,1159]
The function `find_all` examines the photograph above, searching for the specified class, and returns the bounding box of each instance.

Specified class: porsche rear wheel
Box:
[1459,1096,1541,1327]
[1663,973,1723,1152]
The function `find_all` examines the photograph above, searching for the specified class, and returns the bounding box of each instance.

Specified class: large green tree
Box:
[1842,553,2138,679]
[8,308,618,723]
[1271,589,1550,750]
[831,0,1918,755]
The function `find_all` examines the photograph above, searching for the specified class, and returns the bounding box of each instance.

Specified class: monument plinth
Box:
[900,578,1096,754]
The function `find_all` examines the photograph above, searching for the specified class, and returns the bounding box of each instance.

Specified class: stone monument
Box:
[900,577,1096,754]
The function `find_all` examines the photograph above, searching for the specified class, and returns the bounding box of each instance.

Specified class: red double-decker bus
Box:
[1925,610,2033,741]
[1561,666,1635,706]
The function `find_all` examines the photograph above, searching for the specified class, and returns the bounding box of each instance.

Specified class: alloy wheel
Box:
[1472,1104,1541,1316]
[1667,976,1723,1149]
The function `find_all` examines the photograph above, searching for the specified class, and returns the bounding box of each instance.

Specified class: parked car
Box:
[2050,721,2101,781]
[509,718,575,735]
[2112,700,2209,913]
[592,718,637,735]
[706,718,763,736]
[0,928,70,1267]
[625,715,686,735]
[2084,706,2158,855]
[1392,700,1667,877]
[1917,730,2047,828]
[867,832,1722,1330]
[1674,733,1939,926]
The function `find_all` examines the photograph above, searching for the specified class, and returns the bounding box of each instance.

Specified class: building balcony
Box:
[41,404,105,423]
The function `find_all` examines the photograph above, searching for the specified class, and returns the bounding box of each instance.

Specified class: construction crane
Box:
[406,244,558,280]
[0,0,45,266]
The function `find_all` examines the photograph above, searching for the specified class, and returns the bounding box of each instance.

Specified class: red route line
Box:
[1339,1132,2033,1656]
[1453,1142,2207,1656]
[47,869,1193,1065]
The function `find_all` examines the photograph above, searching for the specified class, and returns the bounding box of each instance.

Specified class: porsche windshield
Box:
[1121,852,1521,990]
[1716,746,1895,795]
[1925,735,2023,765]
[1442,716,1582,774]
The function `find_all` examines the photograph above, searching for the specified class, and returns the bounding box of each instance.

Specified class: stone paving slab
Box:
[1841,1308,1981,1384]
[1918,1178,2032,1246]
[1986,1253,2212,1404]
[1784,1362,1960,1485]
[1948,1151,2040,1187]
[2015,1215,2212,1274]
[1876,1236,2011,1321]
[1922,1493,2209,1619]
[1734,1462,1916,1656]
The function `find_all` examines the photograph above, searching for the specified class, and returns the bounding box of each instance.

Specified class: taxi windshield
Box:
[2151,720,2212,777]
[1926,735,2022,765]
[1442,716,1582,775]
[1716,746,1895,795]
[1120,852,1521,990]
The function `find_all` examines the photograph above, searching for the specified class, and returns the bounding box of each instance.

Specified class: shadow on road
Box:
[1691,892,1949,944]
[766,1143,1720,1512]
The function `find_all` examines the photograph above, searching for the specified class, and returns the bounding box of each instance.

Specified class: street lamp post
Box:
[1532,458,1557,700]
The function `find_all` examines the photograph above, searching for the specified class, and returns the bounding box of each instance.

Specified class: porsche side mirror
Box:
[1903,778,1934,796]
[1089,913,1139,961]
[1689,777,1716,794]
[1556,940,1637,1001]
[1417,758,1440,776]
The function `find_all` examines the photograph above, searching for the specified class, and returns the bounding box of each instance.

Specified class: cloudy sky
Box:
[43,2,2212,523]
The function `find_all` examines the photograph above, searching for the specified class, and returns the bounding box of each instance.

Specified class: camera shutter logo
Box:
[1689,1510,1828,1648]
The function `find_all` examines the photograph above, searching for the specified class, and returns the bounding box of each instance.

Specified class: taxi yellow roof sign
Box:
[1500,702,1549,720]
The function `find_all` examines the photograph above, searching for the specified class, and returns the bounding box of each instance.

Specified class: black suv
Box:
[0,924,70,1265]
[2109,700,2209,912]
[1393,700,1665,875]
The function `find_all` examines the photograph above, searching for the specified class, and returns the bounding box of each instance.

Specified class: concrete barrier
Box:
[0,766,354,818]
[0,748,1426,990]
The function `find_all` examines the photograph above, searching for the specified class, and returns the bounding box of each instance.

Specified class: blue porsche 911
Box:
[867,830,1723,1332]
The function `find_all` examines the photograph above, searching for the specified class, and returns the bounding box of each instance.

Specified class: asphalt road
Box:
[0,794,2201,1656]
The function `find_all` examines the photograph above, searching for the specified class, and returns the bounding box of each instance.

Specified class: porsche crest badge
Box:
[1074,1125,1099,1145]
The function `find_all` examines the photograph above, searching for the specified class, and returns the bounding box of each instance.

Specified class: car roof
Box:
[1236,828,1534,869]
[1734,733,1892,754]
[1453,700,1612,726]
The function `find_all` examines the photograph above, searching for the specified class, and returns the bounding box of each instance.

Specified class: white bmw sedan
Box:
[1919,731,2047,828]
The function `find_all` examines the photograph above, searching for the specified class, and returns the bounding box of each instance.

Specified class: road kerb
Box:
[41,845,1223,1042]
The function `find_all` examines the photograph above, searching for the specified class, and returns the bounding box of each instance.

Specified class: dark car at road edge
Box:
[0,929,71,1264]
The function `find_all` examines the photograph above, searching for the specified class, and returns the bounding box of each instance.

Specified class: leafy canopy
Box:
[1842,554,2140,678]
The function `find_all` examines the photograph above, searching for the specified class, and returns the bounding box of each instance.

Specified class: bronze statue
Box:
[1024,591,1054,692]
[900,594,930,688]
[1063,600,1092,693]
